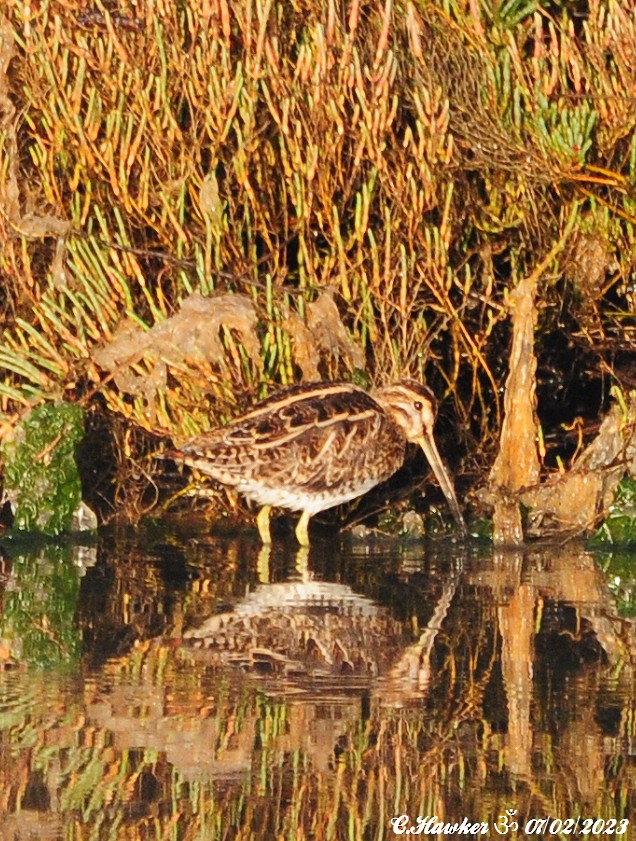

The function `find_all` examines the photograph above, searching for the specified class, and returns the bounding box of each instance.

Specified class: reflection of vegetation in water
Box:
[0,537,633,836]
[0,544,82,668]
[596,554,636,618]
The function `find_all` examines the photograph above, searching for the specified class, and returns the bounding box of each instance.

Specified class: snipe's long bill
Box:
[170,379,466,545]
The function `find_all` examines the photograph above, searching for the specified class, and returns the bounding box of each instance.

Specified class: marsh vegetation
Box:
[2,0,636,536]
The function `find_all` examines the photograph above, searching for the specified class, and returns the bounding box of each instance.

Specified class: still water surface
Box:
[0,529,634,840]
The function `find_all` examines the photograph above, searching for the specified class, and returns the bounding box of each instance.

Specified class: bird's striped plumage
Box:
[173,380,465,544]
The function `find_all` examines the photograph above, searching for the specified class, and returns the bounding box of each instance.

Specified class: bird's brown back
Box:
[178,381,407,495]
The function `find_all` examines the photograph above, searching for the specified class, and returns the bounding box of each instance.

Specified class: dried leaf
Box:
[93,293,262,413]
[306,291,365,370]
[521,398,636,534]
[17,212,71,239]
[199,172,223,229]
[0,20,71,241]
[283,311,321,381]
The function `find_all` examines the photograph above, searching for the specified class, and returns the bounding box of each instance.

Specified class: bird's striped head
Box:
[373,379,437,443]
[374,379,466,534]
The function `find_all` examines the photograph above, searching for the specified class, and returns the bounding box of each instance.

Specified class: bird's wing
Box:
[179,382,390,488]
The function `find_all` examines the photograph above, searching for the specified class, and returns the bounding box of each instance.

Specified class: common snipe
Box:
[171,380,466,545]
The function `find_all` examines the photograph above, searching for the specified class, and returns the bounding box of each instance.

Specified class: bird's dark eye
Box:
[414,401,423,411]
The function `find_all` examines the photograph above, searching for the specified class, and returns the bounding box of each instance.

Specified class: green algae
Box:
[592,478,636,548]
[0,401,85,536]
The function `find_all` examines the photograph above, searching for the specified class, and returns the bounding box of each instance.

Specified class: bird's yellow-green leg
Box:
[295,510,312,546]
[256,506,272,544]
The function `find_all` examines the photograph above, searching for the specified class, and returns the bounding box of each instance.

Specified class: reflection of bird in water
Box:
[180,575,462,697]
[181,581,406,681]
[170,380,466,545]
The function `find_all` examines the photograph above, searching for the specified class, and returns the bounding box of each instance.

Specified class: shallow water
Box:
[0,528,634,840]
